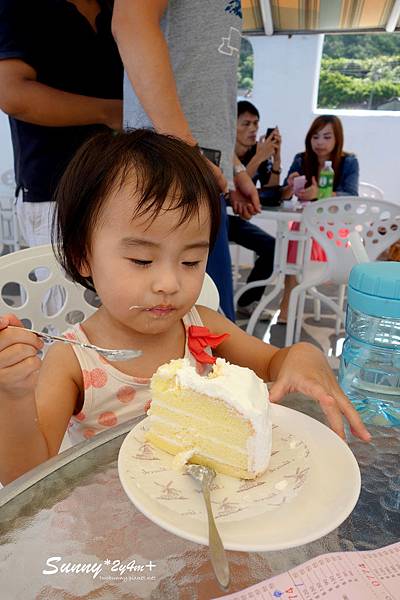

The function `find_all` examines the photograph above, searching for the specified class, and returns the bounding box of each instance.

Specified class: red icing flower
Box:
[187,325,229,365]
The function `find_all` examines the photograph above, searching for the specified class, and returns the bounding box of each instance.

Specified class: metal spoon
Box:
[186,464,230,590]
[8,326,142,362]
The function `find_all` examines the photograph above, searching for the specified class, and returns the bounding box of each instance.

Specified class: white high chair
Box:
[0,244,220,333]
[0,245,219,456]
[196,272,220,311]
[285,197,400,346]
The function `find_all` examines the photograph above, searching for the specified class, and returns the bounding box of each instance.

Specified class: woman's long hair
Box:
[303,115,348,189]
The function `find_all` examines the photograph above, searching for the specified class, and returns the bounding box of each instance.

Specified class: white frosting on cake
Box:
[154,357,271,474]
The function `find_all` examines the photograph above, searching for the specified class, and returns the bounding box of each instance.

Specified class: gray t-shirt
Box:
[123,0,242,184]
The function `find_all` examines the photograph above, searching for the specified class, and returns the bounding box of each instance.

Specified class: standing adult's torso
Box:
[123,0,243,183]
[0,0,123,202]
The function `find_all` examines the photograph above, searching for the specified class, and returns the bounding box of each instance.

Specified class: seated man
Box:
[229,101,280,318]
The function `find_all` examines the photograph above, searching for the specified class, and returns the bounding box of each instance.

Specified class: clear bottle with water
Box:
[339,262,400,426]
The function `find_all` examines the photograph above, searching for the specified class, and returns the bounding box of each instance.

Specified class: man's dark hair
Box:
[53,129,221,291]
[237,100,259,119]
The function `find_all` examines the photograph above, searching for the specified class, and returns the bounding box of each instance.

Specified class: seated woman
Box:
[279,114,359,323]
[232,101,281,318]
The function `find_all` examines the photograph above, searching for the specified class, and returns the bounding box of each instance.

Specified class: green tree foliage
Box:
[238,37,254,93]
[323,33,400,60]
[237,33,400,109]
[318,34,400,110]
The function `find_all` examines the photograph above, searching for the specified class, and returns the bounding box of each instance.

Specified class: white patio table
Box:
[234,202,306,335]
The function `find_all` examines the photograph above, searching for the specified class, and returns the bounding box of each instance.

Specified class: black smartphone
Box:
[199,147,221,167]
[266,127,277,139]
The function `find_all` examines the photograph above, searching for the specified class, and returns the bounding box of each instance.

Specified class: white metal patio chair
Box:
[0,244,219,334]
[359,181,384,201]
[0,194,21,254]
[285,197,400,347]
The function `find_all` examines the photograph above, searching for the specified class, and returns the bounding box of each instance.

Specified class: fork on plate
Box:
[186,463,230,590]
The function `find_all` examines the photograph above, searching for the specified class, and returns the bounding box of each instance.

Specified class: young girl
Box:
[0,129,369,485]
[279,115,359,321]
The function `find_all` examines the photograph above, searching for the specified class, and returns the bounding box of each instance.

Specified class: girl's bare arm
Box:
[0,317,81,484]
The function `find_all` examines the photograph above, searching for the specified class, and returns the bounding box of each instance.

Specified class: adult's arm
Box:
[0,59,122,129]
[112,0,194,143]
[112,0,227,191]
[335,155,359,196]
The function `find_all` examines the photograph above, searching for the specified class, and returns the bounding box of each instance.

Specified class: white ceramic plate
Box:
[118,419,311,523]
[118,404,361,551]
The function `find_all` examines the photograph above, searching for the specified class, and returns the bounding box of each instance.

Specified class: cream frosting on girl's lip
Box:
[128,304,175,311]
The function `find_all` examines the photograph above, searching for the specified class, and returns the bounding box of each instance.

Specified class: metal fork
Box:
[186,464,230,590]
[8,326,142,362]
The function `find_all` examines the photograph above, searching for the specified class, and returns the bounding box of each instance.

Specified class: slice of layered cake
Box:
[147,358,272,479]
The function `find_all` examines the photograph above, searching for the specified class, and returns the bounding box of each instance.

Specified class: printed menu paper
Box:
[214,541,400,600]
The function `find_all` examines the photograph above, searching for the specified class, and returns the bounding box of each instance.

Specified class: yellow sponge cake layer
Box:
[148,409,251,471]
[149,391,252,447]
[148,358,272,479]
[146,432,256,479]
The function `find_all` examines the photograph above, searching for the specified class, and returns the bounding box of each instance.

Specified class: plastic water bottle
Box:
[339,262,400,426]
[317,160,334,199]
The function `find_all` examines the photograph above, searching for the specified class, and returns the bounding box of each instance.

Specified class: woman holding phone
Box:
[279,115,359,323]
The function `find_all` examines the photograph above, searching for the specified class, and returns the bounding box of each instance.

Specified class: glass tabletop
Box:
[0,395,399,599]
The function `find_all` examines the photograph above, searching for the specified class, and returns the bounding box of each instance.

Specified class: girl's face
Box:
[310,123,336,161]
[81,183,211,336]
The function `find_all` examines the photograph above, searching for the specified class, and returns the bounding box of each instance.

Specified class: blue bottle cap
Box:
[348,262,400,319]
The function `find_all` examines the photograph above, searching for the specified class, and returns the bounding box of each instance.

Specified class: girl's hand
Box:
[0,314,43,397]
[298,176,318,201]
[268,342,371,442]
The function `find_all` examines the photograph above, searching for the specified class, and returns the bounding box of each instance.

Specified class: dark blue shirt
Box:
[283,152,359,197]
[0,0,123,202]
[241,144,273,187]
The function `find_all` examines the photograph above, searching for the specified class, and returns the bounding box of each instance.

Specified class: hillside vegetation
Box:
[238,33,400,110]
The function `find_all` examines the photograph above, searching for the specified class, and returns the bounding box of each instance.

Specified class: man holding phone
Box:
[235,100,282,187]
[230,100,279,318]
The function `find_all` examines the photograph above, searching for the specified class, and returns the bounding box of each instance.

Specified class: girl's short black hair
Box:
[53,129,221,291]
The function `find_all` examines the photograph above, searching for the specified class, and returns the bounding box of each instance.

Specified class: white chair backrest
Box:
[196,273,220,311]
[302,197,400,284]
[359,182,384,200]
[0,245,220,333]
[0,244,97,333]
[0,194,20,253]
[348,231,370,264]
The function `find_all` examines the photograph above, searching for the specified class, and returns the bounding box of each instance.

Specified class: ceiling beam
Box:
[259,0,274,35]
[386,0,400,32]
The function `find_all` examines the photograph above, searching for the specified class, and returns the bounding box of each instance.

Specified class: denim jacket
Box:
[283,153,359,196]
